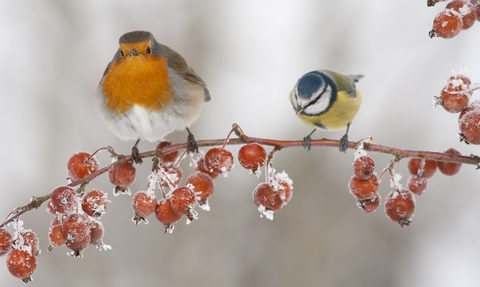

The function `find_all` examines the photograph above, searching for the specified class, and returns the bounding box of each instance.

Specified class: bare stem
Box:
[1,125,479,228]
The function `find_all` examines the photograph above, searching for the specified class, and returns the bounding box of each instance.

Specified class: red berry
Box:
[81,189,108,218]
[170,187,197,215]
[384,190,416,227]
[353,156,376,180]
[62,213,91,246]
[186,172,215,205]
[279,180,293,204]
[156,141,180,167]
[7,248,37,283]
[49,185,78,215]
[196,158,220,179]
[348,174,379,201]
[158,167,183,189]
[437,148,462,175]
[132,191,157,224]
[408,175,428,195]
[67,152,99,181]
[429,9,463,38]
[18,230,40,257]
[155,198,182,233]
[357,194,381,213]
[108,161,136,195]
[459,101,480,144]
[0,228,12,257]
[446,0,476,29]
[407,158,437,178]
[89,219,109,250]
[439,79,471,113]
[204,147,234,175]
[253,182,285,212]
[238,143,267,171]
[66,233,91,258]
[48,218,66,251]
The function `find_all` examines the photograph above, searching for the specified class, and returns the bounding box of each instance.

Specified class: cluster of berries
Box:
[428,0,480,38]
[348,142,462,227]
[433,70,480,144]
[1,223,40,283]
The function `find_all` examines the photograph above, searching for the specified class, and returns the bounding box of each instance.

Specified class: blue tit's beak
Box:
[295,106,304,115]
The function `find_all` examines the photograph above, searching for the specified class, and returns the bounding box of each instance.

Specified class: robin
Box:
[97,31,211,163]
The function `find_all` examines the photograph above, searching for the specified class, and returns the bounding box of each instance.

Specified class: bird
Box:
[289,70,363,153]
[97,31,211,164]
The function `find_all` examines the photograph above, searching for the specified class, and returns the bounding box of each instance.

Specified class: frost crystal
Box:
[354,136,373,160]
[258,205,274,220]
[390,173,403,190]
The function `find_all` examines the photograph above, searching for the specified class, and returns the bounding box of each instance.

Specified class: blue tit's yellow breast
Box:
[298,89,362,130]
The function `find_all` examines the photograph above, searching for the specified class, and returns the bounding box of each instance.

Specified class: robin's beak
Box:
[129,49,139,57]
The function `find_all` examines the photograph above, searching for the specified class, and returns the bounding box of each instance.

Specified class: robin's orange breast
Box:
[101,55,173,115]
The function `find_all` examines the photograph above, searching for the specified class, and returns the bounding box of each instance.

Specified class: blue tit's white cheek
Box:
[303,87,332,115]
[289,90,298,108]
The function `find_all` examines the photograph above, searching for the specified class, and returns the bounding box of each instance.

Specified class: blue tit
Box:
[289,70,363,152]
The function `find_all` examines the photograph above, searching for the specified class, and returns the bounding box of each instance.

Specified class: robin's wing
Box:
[161,45,211,102]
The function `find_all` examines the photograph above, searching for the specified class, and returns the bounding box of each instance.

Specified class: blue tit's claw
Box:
[302,136,312,151]
[339,134,348,153]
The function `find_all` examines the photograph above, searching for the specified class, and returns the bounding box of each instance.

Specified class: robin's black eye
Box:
[146,46,152,55]
[119,50,124,58]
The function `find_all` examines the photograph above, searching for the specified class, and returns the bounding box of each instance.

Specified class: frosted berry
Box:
[439,79,471,113]
[348,174,379,201]
[156,141,180,167]
[18,230,40,257]
[108,161,136,195]
[186,172,215,205]
[446,0,476,29]
[385,190,416,227]
[170,187,197,215]
[353,156,375,180]
[437,148,462,175]
[155,198,182,233]
[132,191,157,224]
[357,194,381,213]
[459,101,480,144]
[48,217,66,251]
[196,158,220,179]
[253,182,285,212]
[89,219,109,250]
[62,213,91,246]
[158,167,183,189]
[67,152,99,181]
[66,233,91,258]
[429,9,463,38]
[49,185,78,215]
[408,175,428,195]
[204,147,234,175]
[238,143,267,171]
[7,248,37,283]
[407,158,437,178]
[0,228,12,257]
[81,189,108,218]
[279,180,293,204]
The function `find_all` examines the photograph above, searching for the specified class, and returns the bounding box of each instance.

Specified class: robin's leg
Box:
[131,139,143,164]
[186,127,199,153]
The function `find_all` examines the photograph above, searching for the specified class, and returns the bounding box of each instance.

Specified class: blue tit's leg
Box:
[339,124,350,153]
[131,138,143,164]
[302,129,316,151]
[186,127,199,153]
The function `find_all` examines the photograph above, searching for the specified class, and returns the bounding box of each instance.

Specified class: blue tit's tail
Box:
[350,74,364,83]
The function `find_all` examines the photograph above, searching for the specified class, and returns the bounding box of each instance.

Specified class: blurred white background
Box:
[1,0,480,286]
